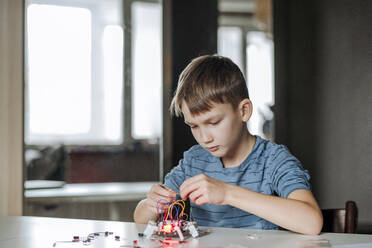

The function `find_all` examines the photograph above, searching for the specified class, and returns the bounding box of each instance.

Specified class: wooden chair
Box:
[321,201,358,233]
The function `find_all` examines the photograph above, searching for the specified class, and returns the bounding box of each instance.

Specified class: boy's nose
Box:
[200,129,213,144]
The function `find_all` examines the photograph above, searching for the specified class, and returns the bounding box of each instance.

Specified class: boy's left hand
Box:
[180,174,228,205]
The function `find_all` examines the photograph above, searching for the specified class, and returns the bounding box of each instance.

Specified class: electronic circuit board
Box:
[143,199,199,240]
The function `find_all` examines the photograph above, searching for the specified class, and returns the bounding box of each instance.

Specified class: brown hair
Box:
[170,55,249,117]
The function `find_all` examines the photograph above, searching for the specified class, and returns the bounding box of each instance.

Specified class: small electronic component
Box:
[53,231,114,247]
[143,199,199,240]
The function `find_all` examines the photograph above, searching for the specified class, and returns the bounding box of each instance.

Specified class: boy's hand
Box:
[180,174,228,205]
[145,184,177,214]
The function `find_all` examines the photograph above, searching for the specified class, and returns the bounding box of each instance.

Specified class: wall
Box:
[0,0,24,216]
[274,0,372,233]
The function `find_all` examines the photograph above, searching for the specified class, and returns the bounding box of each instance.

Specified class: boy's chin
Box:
[207,149,224,158]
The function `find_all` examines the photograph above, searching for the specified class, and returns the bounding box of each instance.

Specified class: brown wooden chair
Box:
[321,200,358,233]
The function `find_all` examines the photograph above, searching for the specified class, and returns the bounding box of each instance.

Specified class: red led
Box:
[162,238,181,245]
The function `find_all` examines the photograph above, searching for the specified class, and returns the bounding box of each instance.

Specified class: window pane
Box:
[218,26,243,71]
[103,25,124,142]
[26,4,92,139]
[218,28,274,140]
[25,1,124,145]
[132,2,162,139]
[246,32,274,139]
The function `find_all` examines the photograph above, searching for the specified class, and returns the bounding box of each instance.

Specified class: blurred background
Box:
[1,0,372,234]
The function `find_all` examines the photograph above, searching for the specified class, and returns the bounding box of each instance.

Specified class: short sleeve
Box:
[163,158,187,194]
[269,146,311,198]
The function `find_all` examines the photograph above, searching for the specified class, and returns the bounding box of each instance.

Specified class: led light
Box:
[162,224,173,233]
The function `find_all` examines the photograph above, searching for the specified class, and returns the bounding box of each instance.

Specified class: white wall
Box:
[0,0,24,216]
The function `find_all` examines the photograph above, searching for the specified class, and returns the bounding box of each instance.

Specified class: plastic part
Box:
[185,222,199,238]
[144,221,158,238]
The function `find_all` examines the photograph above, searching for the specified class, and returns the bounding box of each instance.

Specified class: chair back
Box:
[322,201,357,233]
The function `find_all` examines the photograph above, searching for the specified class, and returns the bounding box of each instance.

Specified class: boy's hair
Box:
[170,55,249,117]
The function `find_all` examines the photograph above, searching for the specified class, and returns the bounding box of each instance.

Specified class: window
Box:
[218,0,274,140]
[25,0,162,146]
[26,4,95,144]
[132,2,162,140]
[218,26,243,72]
[218,29,274,140]
[246,32,274,139]
[103,25,124,141]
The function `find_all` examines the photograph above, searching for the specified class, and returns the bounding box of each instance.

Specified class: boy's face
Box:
[181,100,250,159]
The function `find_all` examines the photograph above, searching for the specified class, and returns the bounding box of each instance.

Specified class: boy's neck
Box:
[221,131,256,168]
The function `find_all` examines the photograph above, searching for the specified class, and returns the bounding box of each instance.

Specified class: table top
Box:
[0,216,372,248]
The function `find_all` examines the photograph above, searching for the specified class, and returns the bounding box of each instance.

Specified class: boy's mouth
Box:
[206,145,219,152]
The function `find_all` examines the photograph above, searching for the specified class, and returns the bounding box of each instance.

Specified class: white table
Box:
[0,216,372,248]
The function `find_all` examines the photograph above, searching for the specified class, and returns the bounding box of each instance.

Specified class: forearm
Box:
[224,184,323,235]
[133,199,157,224]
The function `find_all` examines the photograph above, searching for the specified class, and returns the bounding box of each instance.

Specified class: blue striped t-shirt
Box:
[163,136,311,230]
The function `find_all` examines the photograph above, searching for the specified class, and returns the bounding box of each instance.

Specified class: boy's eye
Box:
[210,120,220,125]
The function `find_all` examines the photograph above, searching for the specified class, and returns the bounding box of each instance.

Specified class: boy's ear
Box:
[238,98,253,122]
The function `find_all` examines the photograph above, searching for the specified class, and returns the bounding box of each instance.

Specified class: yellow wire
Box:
[173,200,185,216]
[164,200,185,220]
[171,202,185,217]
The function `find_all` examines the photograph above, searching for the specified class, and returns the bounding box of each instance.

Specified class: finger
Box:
[147,193,173,207]
[149,185,176,202]
[180,181,201,200]
[145,197,159,209]
[180,174,208,199]
[143,198,161,215]
[158,202,169,209]
[154,184,177,198]
[147,200,169,214]
[147,194,167,209]
[188,188,204,203]
[180,174,207,194]
[156,203,169,214]
[195,195,208,205]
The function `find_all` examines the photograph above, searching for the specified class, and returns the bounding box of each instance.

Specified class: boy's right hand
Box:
[145,184,177,215]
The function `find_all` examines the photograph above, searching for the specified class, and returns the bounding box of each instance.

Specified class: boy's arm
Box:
[134,152,190,224]
[133,199,157,224]
[133,184,177,224]
[180,174,323,235]
[134,155,189,224]
[225,184,323,235]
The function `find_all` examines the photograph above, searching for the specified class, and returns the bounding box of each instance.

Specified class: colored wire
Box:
[156,199,170,220]
[164,200,185,221]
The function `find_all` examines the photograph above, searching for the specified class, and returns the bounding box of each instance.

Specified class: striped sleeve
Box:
[163,150,192,193]
[269,146,311,198]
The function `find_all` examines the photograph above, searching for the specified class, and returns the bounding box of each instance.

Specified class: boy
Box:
[134,55,323,235]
